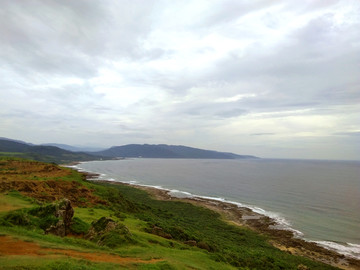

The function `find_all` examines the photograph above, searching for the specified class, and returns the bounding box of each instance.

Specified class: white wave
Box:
[63,165,78,169]
[192,195,303,236]
[314,241,360,259]
[168,189,193,198]
[173,190,192,196]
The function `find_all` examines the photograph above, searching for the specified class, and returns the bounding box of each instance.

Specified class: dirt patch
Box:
[0,203,23,212]
[0,236,161,265]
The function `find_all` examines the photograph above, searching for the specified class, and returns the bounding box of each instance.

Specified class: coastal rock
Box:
[45,198,74,237]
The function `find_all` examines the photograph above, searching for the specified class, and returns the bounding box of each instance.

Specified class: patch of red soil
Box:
[0,236,161,265]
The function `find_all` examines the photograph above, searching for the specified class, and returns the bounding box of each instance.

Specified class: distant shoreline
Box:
[79,170,360,270]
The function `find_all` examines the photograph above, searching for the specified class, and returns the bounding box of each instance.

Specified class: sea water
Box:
[75,158,360,258]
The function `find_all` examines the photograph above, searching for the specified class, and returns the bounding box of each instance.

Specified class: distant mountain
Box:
[1,138,258,162]
[42,143,104,152]
[93,144,258,159]
[0,137,34,146]
[0,138,104,164]
[0,139,32,152]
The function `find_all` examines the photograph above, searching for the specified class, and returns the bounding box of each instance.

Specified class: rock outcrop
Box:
[85,217,133,248]
[45,198,74,237]
[85,217,118,241]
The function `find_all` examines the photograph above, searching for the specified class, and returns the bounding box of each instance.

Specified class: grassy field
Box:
[0,157,338,269]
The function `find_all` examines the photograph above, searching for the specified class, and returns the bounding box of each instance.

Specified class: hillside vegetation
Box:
[0,157,337,269]
[0,139,104,164]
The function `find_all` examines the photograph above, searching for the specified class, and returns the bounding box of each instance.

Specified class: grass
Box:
[0,157,338,269]
[0,191,36,213]
[0,152,26,157]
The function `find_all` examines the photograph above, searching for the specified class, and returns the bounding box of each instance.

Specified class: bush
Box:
[3,210,31,226]
[70,217,90,235]
[28,204,56,218]
[87,217,136,248]
[99,229,135,248]
[38,215,59,230]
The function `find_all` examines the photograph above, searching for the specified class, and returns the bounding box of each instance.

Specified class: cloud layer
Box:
[1,0,359,160]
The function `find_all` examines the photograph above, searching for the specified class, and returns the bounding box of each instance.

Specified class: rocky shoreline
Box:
[81,173,360,270]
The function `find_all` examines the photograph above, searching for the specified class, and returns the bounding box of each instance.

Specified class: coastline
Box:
[76,168,360,270]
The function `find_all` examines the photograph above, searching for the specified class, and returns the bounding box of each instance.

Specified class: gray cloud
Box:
[198,0,279,27]
[251,133,275,136]
[207,15,360,111]
[0,0,157,78]
[184,102,248,119]
[334,132,360,137]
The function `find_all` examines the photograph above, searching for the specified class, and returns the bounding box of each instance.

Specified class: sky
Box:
[0,0,359,160]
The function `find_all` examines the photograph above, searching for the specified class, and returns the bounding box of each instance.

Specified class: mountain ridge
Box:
[41,143,103,152]
[0,138,259,161]
[93,144,258,159]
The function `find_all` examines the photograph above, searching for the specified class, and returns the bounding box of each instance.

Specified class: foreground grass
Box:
[0,158,337,269]
[0,191,35,213]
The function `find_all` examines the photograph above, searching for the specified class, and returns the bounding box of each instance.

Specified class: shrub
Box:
[38,215,59,230]
[70,217,90,235]
[3,210,31,226]
[28,204,56,218]
[87,217,136,248]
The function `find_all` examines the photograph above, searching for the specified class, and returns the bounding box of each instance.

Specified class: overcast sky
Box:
[1,0,359,160]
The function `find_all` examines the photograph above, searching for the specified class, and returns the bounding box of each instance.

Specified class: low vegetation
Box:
[0,157,337,269]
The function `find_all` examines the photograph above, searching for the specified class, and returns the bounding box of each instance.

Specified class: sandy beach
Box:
[86,174,360,270]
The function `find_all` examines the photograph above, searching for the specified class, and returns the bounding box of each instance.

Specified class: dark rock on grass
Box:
[86,217,117,240]
[45,198,74,237]
[184,240,197,246]
[85,217,134,248]
[150,225,172,239]
[2,198,74,236]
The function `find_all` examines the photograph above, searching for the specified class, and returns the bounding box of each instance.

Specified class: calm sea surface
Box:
[76,158,360,258]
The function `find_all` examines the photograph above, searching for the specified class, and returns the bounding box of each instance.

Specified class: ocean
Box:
[75,158,360,259]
